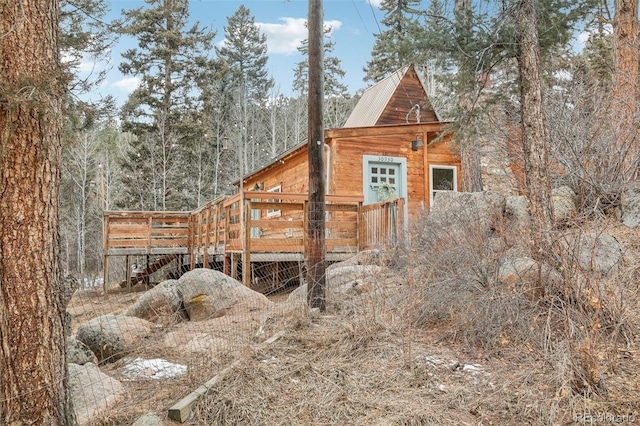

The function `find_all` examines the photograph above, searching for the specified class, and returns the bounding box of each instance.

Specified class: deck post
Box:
[204,206,211,268]
[126,255,132,292]
[231,254,238,280]
[357,201,363,251]
[144,254,150,287]
[103,212,109,294]
[242,199,251,287]
[189,214,196,270]
[103,254,109,295]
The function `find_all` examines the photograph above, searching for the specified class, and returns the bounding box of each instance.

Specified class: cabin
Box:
[103,65,462,293]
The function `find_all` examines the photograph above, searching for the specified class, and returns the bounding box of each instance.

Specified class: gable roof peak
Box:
[343,64,438,128]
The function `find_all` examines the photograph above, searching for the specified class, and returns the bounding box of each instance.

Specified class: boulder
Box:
[76,315,153,363]
[163,330,227,353]
[505,195,531,231]
[430,191,506,232]
[125,279,184,322]
[618,189,640,228]
[69,362,125,425]
[561,232,623,276]
[498,256,562,300]
[131,412,162,426]
[288,264,383,303]
[177,269,272,321]
[552,186,577,224]
[67,337,98,365]
[328,265,382,289]
[327,249,382,271]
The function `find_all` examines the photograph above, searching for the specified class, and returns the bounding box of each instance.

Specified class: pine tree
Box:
[116,0,216,210]
[215,5,274,176]
[293,24,348,97]
[0,0,75,422]
[61,0,113,95]
[365,0,426,83]
[292,24,353,129]
[612,0,639,180]
[216,5,274,103]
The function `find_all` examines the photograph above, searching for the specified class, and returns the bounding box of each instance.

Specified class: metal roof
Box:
[342,66,410,128]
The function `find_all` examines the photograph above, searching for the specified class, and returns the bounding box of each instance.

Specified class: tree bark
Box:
[455,0,484,193]
[461,145,484,192]
[0,0,74,424]
[516,0,554,252]
[612,0,639,180]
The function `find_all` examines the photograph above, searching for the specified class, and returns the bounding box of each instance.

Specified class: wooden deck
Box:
[103,192,404,289]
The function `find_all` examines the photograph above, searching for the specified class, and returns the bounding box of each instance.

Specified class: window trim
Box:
[429,165,457,202]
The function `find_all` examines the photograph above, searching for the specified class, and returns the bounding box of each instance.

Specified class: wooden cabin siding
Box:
[252,149,308,194]
[239,124,460,225]
[330,126,459,219]
[376,67,438,126]
[244,149,308,242]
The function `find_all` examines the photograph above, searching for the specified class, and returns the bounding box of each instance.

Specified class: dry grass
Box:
[70,208,640,426]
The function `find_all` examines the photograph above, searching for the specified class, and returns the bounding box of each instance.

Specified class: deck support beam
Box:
[126,255,132,292]
[103,255,109,295]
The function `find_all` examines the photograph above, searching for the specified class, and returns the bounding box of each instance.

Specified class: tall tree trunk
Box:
[461,145,484,192]
[0,0,75,424]
[455,0,484,192]
[517,0,554,253]
[613,0,639,180]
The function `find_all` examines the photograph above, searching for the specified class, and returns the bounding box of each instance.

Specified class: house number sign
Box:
[377,155,397,163]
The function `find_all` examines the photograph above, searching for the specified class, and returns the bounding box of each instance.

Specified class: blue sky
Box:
[87,0,385,105]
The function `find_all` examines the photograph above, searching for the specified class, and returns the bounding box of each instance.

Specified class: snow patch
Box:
[123,358,187,380]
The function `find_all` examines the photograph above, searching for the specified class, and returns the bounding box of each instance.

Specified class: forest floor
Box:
[69,218,640,426]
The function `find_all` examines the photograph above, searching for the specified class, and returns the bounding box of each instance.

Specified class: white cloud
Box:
[572,31,590,52]
[256,17,342,56]
[61,51,106,74]
[111,77,140,93]
[257,17,307,55]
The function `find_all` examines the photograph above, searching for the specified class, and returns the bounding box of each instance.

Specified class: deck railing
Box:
[361,198,405,249]
[103,211,192,255]
[104,193,405,284]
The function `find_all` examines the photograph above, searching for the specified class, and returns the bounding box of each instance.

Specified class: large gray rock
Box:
[505,195,531,231]
[498,257,562,300]
[69,362,125,425]
[126,279,184,322]
[163,330,227,353]
[327,265,382,289]
[552,186,577,224]
[67,337,98,365]
[561,232,623,276]
[76,315,153,363]
[618,189,640,228]
[288,264,383,303]
[327,249,382,271]
[431,191,506,232]
[131,412,162,426]
[177,269,272,321]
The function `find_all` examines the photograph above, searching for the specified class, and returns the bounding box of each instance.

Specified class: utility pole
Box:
[307,0,326,310]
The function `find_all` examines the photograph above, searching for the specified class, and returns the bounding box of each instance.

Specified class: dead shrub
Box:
[406,196,634,423]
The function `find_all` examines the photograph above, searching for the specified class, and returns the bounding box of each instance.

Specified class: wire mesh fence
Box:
[61,192,640,425]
